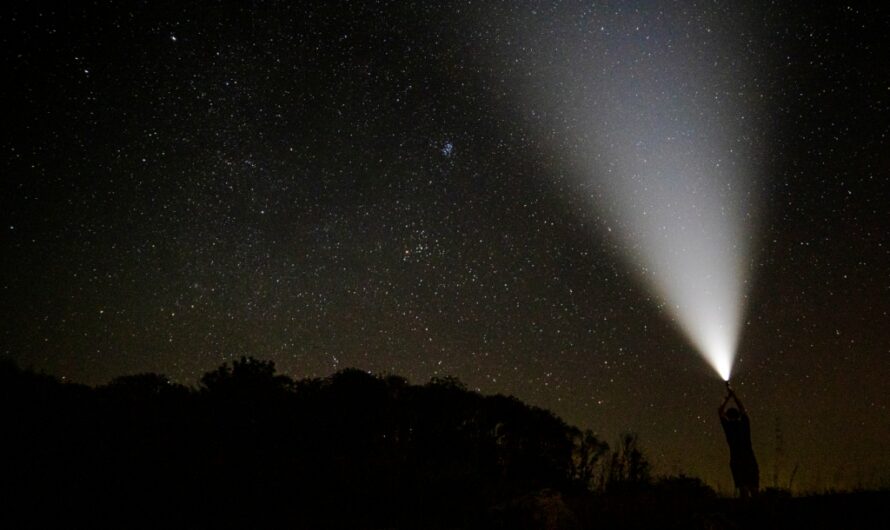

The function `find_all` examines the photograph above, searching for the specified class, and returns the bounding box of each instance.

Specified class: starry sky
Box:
[2,1,888,492]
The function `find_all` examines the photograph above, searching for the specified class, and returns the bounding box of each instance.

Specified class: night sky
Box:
[2,1,888,492]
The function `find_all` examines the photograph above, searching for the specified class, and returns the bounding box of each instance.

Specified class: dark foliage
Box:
[604,432,652,493]
[0,357,592,529]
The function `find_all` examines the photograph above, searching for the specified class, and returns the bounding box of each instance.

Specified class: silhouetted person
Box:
[718,386,759,498]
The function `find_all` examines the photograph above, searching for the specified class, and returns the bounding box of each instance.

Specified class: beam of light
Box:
[587,118,755,382]
[486,3,765,380]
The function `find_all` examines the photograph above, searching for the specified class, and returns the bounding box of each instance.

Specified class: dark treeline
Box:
[0,357,642,528]
[2,357,883,529]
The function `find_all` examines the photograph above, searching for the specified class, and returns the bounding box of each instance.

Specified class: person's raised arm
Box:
[731,390,748,417]
[718,392,732,419]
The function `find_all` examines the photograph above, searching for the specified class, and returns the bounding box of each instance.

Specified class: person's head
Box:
[726,407,741,420]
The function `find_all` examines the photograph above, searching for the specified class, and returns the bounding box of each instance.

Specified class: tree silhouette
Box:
[200,356,294,396]
[606,432,652,491]
[571,428,610,491]
[0,357,657,529]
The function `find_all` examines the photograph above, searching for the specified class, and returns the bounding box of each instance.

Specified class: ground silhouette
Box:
[1,357,884,529]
